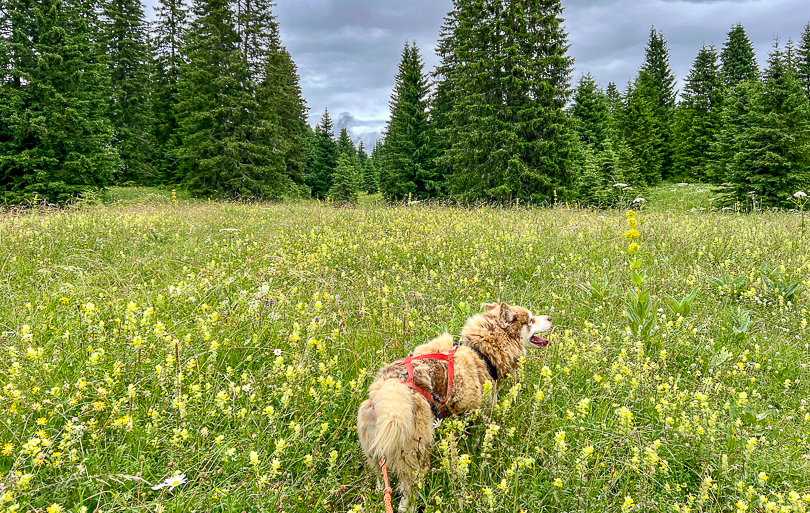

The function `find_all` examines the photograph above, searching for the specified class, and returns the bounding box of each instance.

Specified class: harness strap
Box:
[401,345,458,414]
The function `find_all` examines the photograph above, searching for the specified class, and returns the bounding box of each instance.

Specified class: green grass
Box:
[1,187,809,512]
[646,182,715,213]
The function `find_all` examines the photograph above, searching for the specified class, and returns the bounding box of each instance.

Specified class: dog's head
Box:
[483,302,552,349]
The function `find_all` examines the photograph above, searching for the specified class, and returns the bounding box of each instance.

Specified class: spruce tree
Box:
[103,0,155,183]
[430,9,460,187]
[151,0,188,183]
[337,127,356,159]
[721,24,759,87]
[708,80,757,185]
[721,45,810,208]
[570,73,611,150]
[356,140,376,194]
[176,0,283,199]
[673,45,724,181]
[636,27,677,179]
[234,0,279,82]
[367,139,384,194]
[443,0,579,203]
[605,82,622,117]
[306,109,339,199]
[0,0,118,203]
[329,153,360,204]
[798,23,810,99]
[256,44,310,196]
[616,80,659,186]
[381,42,438,201]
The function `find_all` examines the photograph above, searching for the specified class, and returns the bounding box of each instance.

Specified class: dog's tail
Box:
[368,378,414,460]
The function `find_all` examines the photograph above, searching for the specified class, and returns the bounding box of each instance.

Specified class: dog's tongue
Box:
[530,335,549,347]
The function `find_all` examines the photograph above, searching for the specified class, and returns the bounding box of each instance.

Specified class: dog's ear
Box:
[483,302,498,312]
[499,302,514,325]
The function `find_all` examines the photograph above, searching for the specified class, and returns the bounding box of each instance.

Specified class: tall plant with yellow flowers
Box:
[623,210,658,343]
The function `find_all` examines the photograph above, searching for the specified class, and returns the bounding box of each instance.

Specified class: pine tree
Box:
[103,0,155,183]
[798,23,810,99]
[636,27,677,179]
[708,80,756,185]
[430,9,460,187]
[255,44,310,197]
[721,24,759,87]
[366,139,383,194]
[329,153,360,204]
[337,127,356,159]
[306,109,339,199]
[0,0,118,203]
[151,0,188,183]
[570,73,611,150]
[616,80,659,186]
[721,45,810,208]
[235,0,278,82]
[605,82,622,115]
[381,42,439,201]
[443,0,579,203]
[673,45,724,181]
[176,0,283,199]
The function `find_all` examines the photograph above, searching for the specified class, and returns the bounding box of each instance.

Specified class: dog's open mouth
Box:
[530,335,549,347]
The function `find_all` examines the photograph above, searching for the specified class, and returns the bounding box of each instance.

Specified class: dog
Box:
[357,302,552,512]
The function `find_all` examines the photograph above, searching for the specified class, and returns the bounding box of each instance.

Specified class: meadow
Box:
[1,185,809,513]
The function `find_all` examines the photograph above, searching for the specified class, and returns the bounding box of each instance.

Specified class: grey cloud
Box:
[144,0,810,145]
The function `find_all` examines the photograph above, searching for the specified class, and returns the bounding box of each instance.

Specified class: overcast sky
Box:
[146,0,809,148]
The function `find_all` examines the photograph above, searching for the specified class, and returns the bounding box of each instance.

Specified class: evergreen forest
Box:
[2,0,810,208]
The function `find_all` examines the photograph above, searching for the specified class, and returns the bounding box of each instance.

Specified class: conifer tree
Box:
[151,0,188,183]
[329,153,360,204]
[430,9,460,185]
[798,23,810,99]
[616,80,659,186]
[337,127,356,159]
[708,80,756,185]
[636,27,677,179]
[355,140,375,195]
[570,73,611,150]
[256,44,310,196]
[0,0,118,203]
[366,139,383,194]
[104,0,155,182]
[235,0,279,82]
[306,109,339,198]
[176,0,283,199]
[673,45,724,181]
[721,24,759,87]
[720,45,810,208]
[605,82,622,117]
[442,0,579,203]
[381,42,439,201]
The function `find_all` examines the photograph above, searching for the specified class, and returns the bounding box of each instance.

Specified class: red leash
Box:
[376,345,458,512]
[379,457,394,513]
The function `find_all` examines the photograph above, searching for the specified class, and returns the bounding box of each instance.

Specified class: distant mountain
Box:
[332,112,383,150]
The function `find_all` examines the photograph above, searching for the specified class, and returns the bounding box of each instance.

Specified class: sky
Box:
[145,0,810,148]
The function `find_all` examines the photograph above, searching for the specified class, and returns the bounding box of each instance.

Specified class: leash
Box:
[375,342,499,511]
[379,457,394,513]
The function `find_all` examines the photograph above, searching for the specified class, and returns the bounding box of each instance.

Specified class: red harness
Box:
[400,344,457,419]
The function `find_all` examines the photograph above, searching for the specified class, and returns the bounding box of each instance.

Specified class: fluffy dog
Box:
[357,302,552,511]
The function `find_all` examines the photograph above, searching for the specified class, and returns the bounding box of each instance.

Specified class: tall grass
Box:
[0,188,808,512]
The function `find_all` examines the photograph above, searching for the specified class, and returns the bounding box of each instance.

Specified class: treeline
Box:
[2,0,810,208]
[371,6,810,208]
[0,0,309,203]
